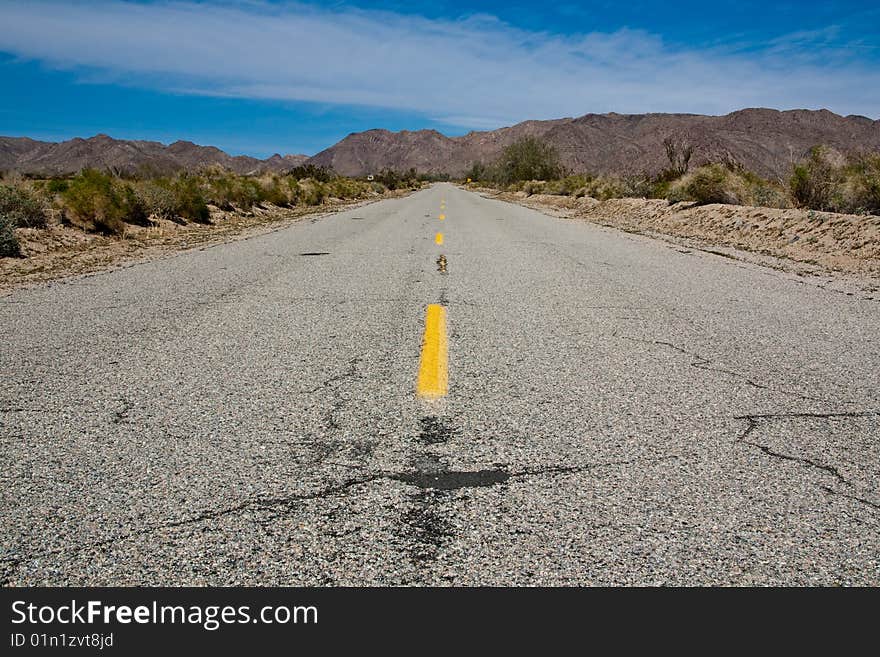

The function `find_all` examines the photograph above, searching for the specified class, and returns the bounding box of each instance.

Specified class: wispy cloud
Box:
[1,0,878,127]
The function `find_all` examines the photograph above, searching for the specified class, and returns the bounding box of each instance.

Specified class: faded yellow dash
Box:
[417,304,448,399]
[439,213,446,220]
[435,232,444,245]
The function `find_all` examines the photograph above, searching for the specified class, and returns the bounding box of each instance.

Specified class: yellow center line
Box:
[435,232,444,245]
[416,304,448,399]
[438,213,445,220]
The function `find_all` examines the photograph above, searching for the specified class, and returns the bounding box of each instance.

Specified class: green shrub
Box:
[374,168,419,191]
[495,137,564,184]
[61,170,128,234]
[203,173,265,210]
[118,183,150,226]
[46,179,70,194]
[464,161,487,182]
[543,175,590,196]
[170,175,210,223]
[790,146,842,211]
[0,183,48,228]
[288,164,334,182]
[0,214,21,257]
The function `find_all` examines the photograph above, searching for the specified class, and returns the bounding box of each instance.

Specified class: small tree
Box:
[496,137,563,184]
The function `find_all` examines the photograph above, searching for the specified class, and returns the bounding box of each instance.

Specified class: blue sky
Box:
[2,0,879,157]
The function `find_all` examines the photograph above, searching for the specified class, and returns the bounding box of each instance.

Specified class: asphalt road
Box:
[2,183,878,585]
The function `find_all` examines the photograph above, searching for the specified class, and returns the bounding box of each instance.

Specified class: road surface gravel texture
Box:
[1,183,878,585]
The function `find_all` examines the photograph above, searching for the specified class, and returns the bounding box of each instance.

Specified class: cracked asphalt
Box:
[2,183,879,585]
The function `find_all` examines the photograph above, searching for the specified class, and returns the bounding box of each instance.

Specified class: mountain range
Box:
[3,108,879,179]
[0,134,308,176]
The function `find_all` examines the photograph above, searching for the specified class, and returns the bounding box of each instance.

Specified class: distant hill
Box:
[3,109,878,179]
[309,109,880,178]
[0,134,308,176]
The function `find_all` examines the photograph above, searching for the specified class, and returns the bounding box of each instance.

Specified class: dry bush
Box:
[790,146,843,211]
[521,180,546,196]
[667,164,751,205]
[838,153,880,215]
[0,213,21,257]
[135,182,179,222]
[0,183,49,228]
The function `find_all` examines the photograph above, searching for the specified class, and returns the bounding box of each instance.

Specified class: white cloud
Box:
[0,0,878,127]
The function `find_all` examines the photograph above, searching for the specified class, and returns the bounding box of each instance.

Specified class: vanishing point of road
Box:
[2,183,878,585]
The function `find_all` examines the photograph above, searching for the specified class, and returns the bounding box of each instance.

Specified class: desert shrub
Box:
[667,164,750,205]
[288,164,334,182]
[543,175,590,196]
[521,180,546,196]
[259,176,290,206]
[374,168,420,191]
[790,146,843,211]
[0,183,48,228]
[286,178,303,205]
[838,153,880,215]
[464,161,488,182]
[118,183,150,226]
[586,176,632,201]
[136,182,179,221]
[326,177,365,199]
[170,175,210,223]
[61,170,129,234]
[46,179,70,194]
[495,137,564,184]
[0,213,21,257]
[203,173,264,210]
[291,179,327,205]
[749,181,792,209]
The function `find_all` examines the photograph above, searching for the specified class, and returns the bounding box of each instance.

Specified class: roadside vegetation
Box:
[0,166,424,258]
[466,137,880,217]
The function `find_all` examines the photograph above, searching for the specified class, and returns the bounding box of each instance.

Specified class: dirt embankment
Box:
[0,194,405,292]
[485,189,880,280]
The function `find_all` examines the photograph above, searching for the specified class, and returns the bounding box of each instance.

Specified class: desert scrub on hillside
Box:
[0,182,49,228]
